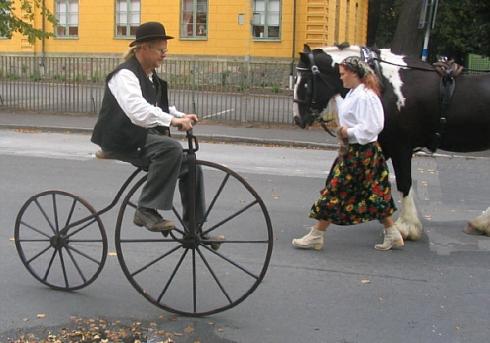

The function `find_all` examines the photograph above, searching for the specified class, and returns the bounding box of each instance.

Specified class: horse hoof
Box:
[463,223,485,236]
[407,226,423,241]
[396,224,410,240]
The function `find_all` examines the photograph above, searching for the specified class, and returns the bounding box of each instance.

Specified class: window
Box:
[181,0,208,39]
[55,0,78,37]
[116,0,140,37]
[252,0,280,39]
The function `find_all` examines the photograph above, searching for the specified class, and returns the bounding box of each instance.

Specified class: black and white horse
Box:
[293,44,490,239]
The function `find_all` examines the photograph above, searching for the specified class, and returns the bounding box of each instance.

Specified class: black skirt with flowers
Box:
[309,142,396,225]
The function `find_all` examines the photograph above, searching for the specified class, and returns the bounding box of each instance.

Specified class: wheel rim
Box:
[115,160,273,316]
[15,190,107,291]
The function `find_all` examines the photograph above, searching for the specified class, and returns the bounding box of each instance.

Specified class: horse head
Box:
[293,45,345,129]
[293,44,408,129]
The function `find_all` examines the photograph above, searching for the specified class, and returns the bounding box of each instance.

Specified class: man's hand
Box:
[171,114,198,131]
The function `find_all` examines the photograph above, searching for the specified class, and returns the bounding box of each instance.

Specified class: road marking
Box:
[202,109,234,119]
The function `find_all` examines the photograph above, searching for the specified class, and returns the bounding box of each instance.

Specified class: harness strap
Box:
[429,59,463,152]
[361,47,385,90]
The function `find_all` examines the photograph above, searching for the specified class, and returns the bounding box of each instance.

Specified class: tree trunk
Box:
[391,0,425,57]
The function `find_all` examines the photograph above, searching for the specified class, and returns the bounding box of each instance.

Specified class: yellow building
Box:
[0,0,368,60]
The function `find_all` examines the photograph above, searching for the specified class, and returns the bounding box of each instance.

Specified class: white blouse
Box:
[108,69,185,128]
[336,84,384,145]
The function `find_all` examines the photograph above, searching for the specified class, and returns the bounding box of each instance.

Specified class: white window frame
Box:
[55,0,79,38]
[252,0,281,40]
[180,0,208,39]
[115,0,140,38]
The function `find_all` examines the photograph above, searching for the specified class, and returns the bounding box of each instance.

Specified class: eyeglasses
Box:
[150,47,168,55]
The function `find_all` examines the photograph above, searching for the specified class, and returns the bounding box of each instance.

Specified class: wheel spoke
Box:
[19,221,51,238]
[64,198,77,229]
[172,206,188,234]
[202,239,269,244]
[57,247,69,288]
[65,217,98,239]
[192,248,197,313]
[65,245,100,265]
[127,201,137,209]
[157,248,189,303]
[35,199,57,235]
[52,193,60,234]
[198,174,230,231]
[64,246,87,283]
[26,245,52,265]
[119,238,178,243]
[42,248,58,281]
[201,244,259,280]
[202,200,258,236]
[196,247,232,304]
[130,245,182,277]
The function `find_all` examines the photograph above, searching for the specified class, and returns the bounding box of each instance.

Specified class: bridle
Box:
[294,51,340,135]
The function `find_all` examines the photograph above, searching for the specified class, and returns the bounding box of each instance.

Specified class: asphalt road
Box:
[0,130,489,343]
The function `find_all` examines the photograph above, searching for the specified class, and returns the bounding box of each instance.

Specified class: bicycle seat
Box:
[95,149,149,171]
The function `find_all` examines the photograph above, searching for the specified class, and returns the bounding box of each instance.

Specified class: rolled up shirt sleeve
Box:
[108,69,183,128]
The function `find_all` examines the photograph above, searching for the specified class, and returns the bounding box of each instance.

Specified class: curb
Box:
[0,124,339,150]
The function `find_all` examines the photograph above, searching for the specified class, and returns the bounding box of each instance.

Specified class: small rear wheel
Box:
[14,190,107,291]
[115,160,273,316]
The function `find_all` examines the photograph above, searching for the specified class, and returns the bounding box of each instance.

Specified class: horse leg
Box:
[391,150,423,241]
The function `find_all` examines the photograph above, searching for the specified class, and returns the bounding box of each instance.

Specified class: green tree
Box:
[0,0,56,44]
[368,0,490,62]
[430,0,490,62]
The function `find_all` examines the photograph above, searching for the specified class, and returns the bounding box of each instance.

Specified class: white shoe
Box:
[292,228,324,251]
[374,226,404,251]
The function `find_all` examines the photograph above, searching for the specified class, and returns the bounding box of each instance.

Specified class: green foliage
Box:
[430,0,490,61]
[371,0,490,62]
[0,0,56,44]
[371,0,404,48]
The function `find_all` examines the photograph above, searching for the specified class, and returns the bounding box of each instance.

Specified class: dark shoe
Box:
[134,207,176,232]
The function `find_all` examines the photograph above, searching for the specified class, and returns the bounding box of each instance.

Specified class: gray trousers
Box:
[120,131,206,226]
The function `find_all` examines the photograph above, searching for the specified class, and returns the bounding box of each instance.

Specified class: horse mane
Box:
[317,45,410,110]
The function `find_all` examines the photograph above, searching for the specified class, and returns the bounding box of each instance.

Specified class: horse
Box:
[293,44,490,239]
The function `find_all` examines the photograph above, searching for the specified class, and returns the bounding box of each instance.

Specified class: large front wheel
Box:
[115,160,273,316]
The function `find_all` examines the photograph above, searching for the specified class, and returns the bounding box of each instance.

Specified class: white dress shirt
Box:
[337,84,384,145]
[108,69,185,128]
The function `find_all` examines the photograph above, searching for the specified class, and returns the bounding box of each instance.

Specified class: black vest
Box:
[91,56,170,152]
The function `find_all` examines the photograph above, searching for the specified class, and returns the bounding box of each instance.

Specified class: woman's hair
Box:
[341,56,381,96]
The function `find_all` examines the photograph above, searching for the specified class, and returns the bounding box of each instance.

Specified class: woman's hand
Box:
[338,126,349,140]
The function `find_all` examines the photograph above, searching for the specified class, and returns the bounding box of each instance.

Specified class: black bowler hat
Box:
[129,22,174,47]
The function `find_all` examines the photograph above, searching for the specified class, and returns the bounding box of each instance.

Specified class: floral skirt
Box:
[309,142,396,225]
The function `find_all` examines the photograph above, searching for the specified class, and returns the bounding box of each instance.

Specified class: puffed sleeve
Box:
[346,92,384,145]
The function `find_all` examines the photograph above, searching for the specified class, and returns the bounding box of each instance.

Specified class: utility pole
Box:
[419,0,439,61]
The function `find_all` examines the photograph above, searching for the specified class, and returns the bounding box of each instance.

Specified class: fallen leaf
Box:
[361,279,371,284]
[37,313,46,319]
[108,251,117,256]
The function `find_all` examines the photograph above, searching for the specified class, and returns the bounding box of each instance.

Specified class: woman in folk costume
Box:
[292,56,403,251]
